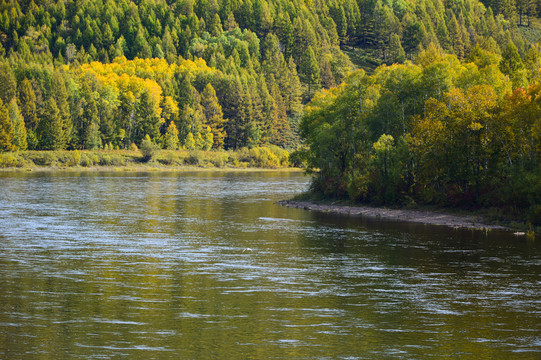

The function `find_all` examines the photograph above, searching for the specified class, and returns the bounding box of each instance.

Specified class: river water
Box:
[0,171,539,359]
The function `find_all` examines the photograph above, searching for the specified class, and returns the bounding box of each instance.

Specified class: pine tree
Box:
[195,131,205,149]
[388,33,406,64]
[39,98,67,150]
[8,99,27,151]
[277,13,295,59]
[86,120,101,149]
[320,55,336,89]
[500,41,526,88]
[201,126,214,150]
[269,79,291,148]
[285,57,302,116]
[0,98,14,152]
[51,71,72,148]
[200,83,226,149]
[18,78,38,149]
[0,62,17,105]
[185,131,195,149]
[136,89,162,145]
[302,46,321,97]
[164,121,180,150]
[78,86,100,149]
[500,41,524,75]
[222,76,244,149]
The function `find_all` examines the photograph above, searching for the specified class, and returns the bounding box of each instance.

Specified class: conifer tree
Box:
[0,98,14,152]
[164,121,180,150]
[18,78,38,148]
[302,46,321,97]
[185,131,195,149]
[136,89,162,145]
[500,41,526,88]
[285,57,302,116]
[40,98,67,150]
[388,33,406,64]
[195,131,205,150]
[51,71,72,147]
[86,120,101,149]
[223,76,244,149]
[500,41,524,76]
[201,126,214,150]
[269,79,291,148]
[320,55,336,89]
[0,63,17,105]
[201,83,226,149]
[8,99,27,151]
[277,13,295,59]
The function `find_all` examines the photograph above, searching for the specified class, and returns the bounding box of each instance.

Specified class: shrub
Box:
[288,148,307,168]
[209,152,229,167]
[30,152,58,166]
[70,150,81,166]
[184,151,202,165]
[0,153,26,168]
[140,135,159,162]
[158,150,183,165]
[98,154,125,166]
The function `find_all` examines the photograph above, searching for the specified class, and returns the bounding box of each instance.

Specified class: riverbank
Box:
[277,200,535,234]
[0,147,299,171]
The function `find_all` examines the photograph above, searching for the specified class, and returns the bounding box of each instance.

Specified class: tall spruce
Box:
[0,98,14,152]
[8,99,27,151]
[201,83,226,149]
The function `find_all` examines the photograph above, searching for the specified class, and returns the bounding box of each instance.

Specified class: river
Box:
[0,171,539,359]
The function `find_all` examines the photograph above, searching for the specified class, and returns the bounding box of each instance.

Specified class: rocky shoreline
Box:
[277,200,512,231]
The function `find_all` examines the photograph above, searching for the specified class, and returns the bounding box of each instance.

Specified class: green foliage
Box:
[301,47,540,218]
[0,98,14,152]
[201,126,214,151]
[1,0,536,155]
[140,135,159,162]
[8,99,27,151]
[164,121,180,150]
[238,145,289,168]
[0,152,26,167]
[185,132,196,150]
[0,0,539,219]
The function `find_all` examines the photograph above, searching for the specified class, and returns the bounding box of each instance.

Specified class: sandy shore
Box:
[277,200,512,231]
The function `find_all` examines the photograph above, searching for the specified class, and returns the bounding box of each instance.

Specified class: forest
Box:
[0,0,539,222]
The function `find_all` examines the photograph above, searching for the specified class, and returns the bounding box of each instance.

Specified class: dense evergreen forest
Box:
[0,0,539,222]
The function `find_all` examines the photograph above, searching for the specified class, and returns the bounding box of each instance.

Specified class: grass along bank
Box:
[0,146,296,171]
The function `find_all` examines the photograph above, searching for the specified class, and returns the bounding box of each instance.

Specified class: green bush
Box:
[98,154,126,166]
[29,152,58,166]
[184,151,202,165]
[0,153,26,168]
[209,152,229,167]
[140,135,159,162]
[80,153,97,167]
[155,150,189,165]
[235,146,290,168]
[288,148,307,168]
[70,150,81,166]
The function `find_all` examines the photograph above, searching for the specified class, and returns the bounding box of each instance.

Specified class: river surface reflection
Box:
[0,171,539,359]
